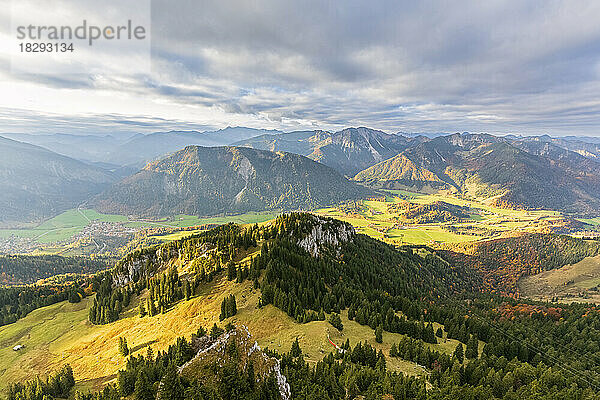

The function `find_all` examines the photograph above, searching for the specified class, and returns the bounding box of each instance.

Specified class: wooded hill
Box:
[93,146,375,217]
[8,213,600,399]
[441,233,600,295]
[0,136,116,224]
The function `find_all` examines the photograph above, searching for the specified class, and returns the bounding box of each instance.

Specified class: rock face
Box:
[180,325,291,400]
[113,245,182,286]
[297,215,355,257]
[234,127,421,176]
[113,241,216,286]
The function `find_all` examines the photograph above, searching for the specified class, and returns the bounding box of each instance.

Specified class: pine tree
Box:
[227,263,236,280]
[184,281,191,301]
[390,343,398,357]
[329,313,343,331]
[466,334,479,359]
[291,337,301,357]
[454,342,464,364]
[375,325,383,343]
[210,323,224,339]
[158,364,184,400]
[220,297,228,321]
[118,337,129,357]
[227,294,237,317]
[424,323,436,343]
[246,360,255,390]
[146,345,153,362]
[138,302,146,317]
[133,369,154,400]
[220,295,237,320]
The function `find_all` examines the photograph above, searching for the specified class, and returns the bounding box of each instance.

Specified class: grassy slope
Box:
[0,272,465,394]
[519,255,600,303]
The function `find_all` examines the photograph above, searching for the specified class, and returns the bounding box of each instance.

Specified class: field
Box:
[519,255,600,303]
[0,271,471,394]
[317,189,567,246]
[579,217,600,226]
[1,189,584,250]
[0,209,129,243]
[0,209,277,250]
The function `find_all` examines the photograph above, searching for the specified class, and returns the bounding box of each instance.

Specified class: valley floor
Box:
[317,189,579,246]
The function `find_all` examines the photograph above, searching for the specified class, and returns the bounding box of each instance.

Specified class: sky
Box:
[1,0,600,137]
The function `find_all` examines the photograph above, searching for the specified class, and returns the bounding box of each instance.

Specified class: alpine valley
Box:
[1,128,600,400]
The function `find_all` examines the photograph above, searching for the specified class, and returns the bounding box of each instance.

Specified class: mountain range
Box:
[104,127,282,167]
[354,133,600,215]
[92,146,374,217]
[3,127,282,168]
[3,127,600,223]
[0,136,116,224]
[234,127,421,176]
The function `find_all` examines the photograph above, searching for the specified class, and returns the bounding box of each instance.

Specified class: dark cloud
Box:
[3,0,600,135]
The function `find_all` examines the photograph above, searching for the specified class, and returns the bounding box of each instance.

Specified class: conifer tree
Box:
[375,325,383,343]
[291,337,302,357]
[466,334,479,359]
[329,313,343,331]
[133,369,153,400]
[454,342,464,364]
[118,337,129,357]
[138,302,146,317]
[158,364,184,400]
[390,343,398,357]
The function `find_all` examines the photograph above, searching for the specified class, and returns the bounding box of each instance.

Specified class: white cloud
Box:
[0,0,599,136]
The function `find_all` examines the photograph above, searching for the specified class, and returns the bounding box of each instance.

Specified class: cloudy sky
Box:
[1,0,600,136]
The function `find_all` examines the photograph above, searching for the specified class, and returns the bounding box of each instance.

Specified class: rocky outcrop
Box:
[180,325,291,400]
[297,215,355,257]
[113,242,215,286]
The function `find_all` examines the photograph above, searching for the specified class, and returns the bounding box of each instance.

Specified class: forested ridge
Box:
[0,282,86,326]
[442,233,600,295]
[0,254,104,327]
[8,213,600,399]
[94,146,375,217]
[0,254,109,285]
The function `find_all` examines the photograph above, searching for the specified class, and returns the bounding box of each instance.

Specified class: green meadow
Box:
[0,209,280,245]
[0,209,128,243]
[317,189,566,245]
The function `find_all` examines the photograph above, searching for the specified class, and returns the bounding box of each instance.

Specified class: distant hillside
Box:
[94,146,375,217]
[0,136,116,224]
[441,233,600,295]
[106,127,282,167]
[518,135,600,161]
[0,132,132,165]
[354,133,600,215]
[235,127,420,176]
[354,153,446,189]
[0,254,108,285]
